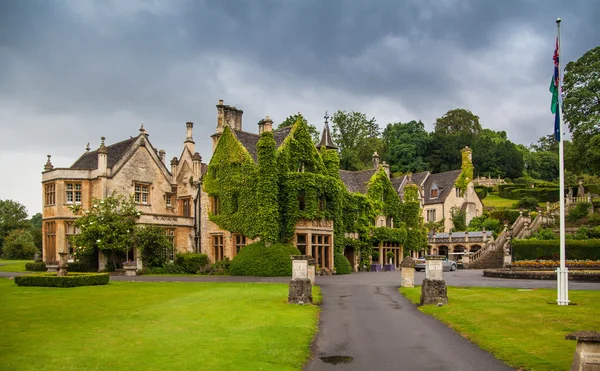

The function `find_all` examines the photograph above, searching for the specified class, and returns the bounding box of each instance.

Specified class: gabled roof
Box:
[70,137,138,170]
[316,122,337,150]
[339,169,377,194]
[233,126,293,162]
[393,171,430,196]
[422,169,462,205]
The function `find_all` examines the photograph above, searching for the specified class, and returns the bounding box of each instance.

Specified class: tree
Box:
[2,229,38,260]
[433,108,482,135]
[331,110,383,170]
[278,113,320,143]
[563,45,600,175]
[0,199,29,252]
[69,193,140,270]
[382,120,430,174]
[136,225,171,269]
[29,213,42,250]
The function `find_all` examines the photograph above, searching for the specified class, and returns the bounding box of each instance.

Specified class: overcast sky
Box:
[1,0,599,216]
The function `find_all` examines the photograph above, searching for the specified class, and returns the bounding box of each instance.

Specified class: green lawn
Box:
[482,194,518,208]
[0,279,320,371]
[0,259,32,272]
[400,286,599,371]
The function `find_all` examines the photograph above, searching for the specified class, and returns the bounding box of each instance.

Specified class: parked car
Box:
[414,258,457,272]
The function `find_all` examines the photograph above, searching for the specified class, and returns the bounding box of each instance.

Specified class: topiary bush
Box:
[25,262,46,271]
[14,272,110,287]
[474,185,488,200]
[334,253,352,275]
[229,242,300,277]
[174,253,209,274]
[515,196,539,211]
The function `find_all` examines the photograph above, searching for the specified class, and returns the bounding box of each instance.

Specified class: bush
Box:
[513,239,600,260]
[67,261,97,272]
[515,196,539,211]
[148,263,185,274]
[200,258,231,275]
[2,229,38,260]
[567,202,591,222]
[589,226,600,239]
[174,253,209,274]
[474,186,488,200]
[334,254,352,275]
[570,227,590,240]
[489,210,522,224]
[229,242,300,277]
[25,262,47,271]
[136,225,172,268]
[14,272,110,287]
[529,228,557,240]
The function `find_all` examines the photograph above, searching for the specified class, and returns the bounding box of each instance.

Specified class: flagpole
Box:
[555,17,569,306]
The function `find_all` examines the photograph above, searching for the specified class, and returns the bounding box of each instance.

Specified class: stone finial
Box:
[192,152,202,162]
[98,137,108,154]
[185,122,194,142]
[139,123,148,136]
[372,151,380,169]
[86,143,91,152]
[44,155,54,171]
[400,256,415,268]
[218,99,224,105]
[158,149,165,162]
[170,157,179,166]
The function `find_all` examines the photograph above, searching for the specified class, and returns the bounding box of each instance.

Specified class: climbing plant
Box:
[455,147,474,196]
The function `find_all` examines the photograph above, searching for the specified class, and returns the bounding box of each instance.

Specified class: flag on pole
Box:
[550,36,561,141]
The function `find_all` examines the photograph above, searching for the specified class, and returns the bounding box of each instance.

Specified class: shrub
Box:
[25,262,46,271]
[149,263,185,274]
[136,225,172,268]
[529,228,557,240]
[174,253,209,274]
[334,253,352,275]
[14,272,110,287]
[489,209,522,224]
[67,261,97,272]
[515,196,539,211]
[588,215,600,227]
[474,186,488,200]
[567,202,591,222]
[201,258,231,275]
[570,227,590,240]
[2,229,38,260]
[513,239,600,260]
[229,242,300,277]
[589,226,600,239]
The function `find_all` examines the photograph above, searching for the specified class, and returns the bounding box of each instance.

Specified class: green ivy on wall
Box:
[455,147,474,196]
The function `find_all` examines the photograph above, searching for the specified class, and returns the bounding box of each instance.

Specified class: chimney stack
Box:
[192,152,202,180]
[170,157,179,182]
[159,149,165,163]
[44,155,54,171]
[258,116,273,134]
[184,122,195,153]
[372,151,380,169]
[98,137,108,175]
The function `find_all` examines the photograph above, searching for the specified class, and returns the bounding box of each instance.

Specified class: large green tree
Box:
[331,110,383,170]
[0,199,29,252]
[382,120,430,174]
[29,212,42,250]
[563,45,600,175]
[433,108,482,135]
[472,129,524,179]
[278,113,320,143]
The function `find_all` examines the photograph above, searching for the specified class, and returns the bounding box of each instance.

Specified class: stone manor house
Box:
[41,100,481,271]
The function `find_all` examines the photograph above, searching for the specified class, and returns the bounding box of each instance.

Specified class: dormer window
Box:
[430,184,439,199]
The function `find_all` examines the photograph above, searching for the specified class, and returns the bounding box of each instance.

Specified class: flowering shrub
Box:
[511,260,600,269]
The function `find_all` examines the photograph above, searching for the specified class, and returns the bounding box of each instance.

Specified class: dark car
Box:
[414,258,457,272]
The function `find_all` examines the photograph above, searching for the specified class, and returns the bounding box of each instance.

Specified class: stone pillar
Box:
[565,331,600,371]
[289,255,312,304]
[420,255,448,305]
[57,252,68,277]
[307,257,316,286]
[462,253,470,269]
[400,256,415,288]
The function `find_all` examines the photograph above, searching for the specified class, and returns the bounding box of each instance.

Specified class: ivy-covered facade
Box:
[201,100,427,271]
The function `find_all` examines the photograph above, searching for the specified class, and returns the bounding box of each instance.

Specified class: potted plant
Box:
[383,251,395,272]
[45,260,59,272]
[370,251,382,272]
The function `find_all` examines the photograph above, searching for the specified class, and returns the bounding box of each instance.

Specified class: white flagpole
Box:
[556,17,569,306]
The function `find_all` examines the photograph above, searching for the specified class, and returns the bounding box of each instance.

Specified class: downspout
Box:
[194,179,202,253]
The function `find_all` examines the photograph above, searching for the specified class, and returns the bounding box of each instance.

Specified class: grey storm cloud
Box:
[0,0,599,215]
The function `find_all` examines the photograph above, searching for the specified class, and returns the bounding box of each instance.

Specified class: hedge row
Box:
[25,262,47,271]
[14,272,110,288]
[498,185,559,202]
[67,261,98,272]
[513,239,600,260]
[174,253,209,274]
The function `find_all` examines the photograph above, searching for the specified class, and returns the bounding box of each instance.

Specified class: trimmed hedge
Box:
[474,185,488,200]
[513,239,600,260]
[14,272,110,287]
[497,184,559,202]
[334,253,352,275]
[174,253,209,274]
[229,242,300,277]
[67,261,98,272]
[25,262,47,271]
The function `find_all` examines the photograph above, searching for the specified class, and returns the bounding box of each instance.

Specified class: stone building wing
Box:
[339,169,377,194]
[70,137,138,170]
[422,169,462,205]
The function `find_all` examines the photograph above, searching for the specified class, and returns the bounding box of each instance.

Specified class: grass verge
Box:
[400,286,599,371]
[0,279,319,371]
[0,259,32,272]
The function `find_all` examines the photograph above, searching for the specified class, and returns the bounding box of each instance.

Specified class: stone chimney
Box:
[98,137,108,175]
[159,149,165,164]
[258,116,273,134]
[192,152,202,180]
[372,151,380,169]
[214,99,244,153]
[185,122,195,153]
[170,157,179,181]
[44,155,54,171]
[462,146,473,163]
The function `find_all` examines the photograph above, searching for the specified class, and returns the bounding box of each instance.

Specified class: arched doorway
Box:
[470,245,482,253]
[438,245,448,258]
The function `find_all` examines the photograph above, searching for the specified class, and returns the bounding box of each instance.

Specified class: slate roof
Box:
[316,123,337,150]
[339,169,377,194]
[422,169,462,205]
[70,137,138,170]
[234,126,293,162]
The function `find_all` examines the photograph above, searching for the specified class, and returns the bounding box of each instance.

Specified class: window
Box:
[211,167,218,179]
[318,196,326,212]
[65,183,82,204]
[386,216,393,228]
[213,235,224,261]
[298,190,306,211]
[45,222,56,261]
[165,229,175,261]
[182,198,191,217]
[135,183,150,204]
[311,234,331,269]
[430,184,439,199]
[210,196,219,216]
[234,234,246,254]
[45,183,55,206]
[296,234,307,255]
[426,209,436,222]
[166,193,173,208]
[65,222,80,260]
[455,187,461,198]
